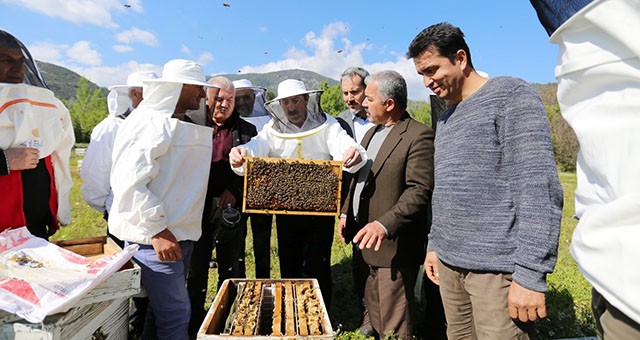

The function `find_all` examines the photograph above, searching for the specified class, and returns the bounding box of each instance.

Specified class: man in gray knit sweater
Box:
[407,22,563,339]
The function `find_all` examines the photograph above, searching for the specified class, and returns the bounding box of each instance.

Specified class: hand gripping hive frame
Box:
[242,157,342,216]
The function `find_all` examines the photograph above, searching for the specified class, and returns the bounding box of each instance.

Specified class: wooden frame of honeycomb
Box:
[242,157,342,216]
[198,279,333,339]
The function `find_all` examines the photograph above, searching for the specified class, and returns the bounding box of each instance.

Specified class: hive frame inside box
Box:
[242,157,342,216]
[198,279,334,339]
[0,236,141,324]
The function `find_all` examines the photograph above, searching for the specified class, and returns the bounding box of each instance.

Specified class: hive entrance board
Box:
[242,157,342,216]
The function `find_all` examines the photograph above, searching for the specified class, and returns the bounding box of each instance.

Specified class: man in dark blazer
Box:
[338,70,440,339]
[335,66,376,336]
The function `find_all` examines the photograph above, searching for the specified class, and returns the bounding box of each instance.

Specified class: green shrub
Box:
[547,105,579,172]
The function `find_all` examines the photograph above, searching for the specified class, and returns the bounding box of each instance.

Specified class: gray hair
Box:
[365,70,407,110]
[340,67,369,84]
[208,76,234,92]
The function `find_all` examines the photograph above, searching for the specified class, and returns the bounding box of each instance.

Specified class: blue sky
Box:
[1,0,557,100]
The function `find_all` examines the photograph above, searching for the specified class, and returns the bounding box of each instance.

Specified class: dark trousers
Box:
[422,272,448,340]
[593,288,640,340]
[130,241,193,340]
[248,213,272,278]
[104,210,125,249]
[365,266,419,340]
[352,242,369,312]
[276,214,334,307]
[186,211,247,336]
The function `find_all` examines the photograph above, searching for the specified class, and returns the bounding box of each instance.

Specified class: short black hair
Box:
[406,22,474,69]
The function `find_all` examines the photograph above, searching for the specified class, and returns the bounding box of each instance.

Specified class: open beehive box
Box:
[242,157,342,216]
[198,279,333,339]
[50,236,141,306]
[0,236,140,339]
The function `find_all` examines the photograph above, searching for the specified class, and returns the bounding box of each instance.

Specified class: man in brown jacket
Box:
[338,70,437,339]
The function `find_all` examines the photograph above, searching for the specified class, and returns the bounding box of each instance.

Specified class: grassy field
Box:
[55,151,596,339]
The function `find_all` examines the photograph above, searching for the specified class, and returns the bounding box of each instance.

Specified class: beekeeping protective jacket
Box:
[551,0,640,324]
[108,80,213,245]
[231,87,367,175]
[0,84,74,231]
[80,89,128,214]
[81,72,157,214]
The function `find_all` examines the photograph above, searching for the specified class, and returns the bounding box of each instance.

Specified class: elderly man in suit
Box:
[338,70,436,339]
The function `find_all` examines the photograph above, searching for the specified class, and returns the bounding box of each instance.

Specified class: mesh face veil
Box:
[265,91,327,134]
[0,29,47,88]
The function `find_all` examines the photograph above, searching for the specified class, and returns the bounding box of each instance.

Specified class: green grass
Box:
[535,172,597,339]
[59,151,595,339]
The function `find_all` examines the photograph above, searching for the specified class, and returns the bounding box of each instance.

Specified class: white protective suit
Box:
[80,87,131,213]
[232,113,368,175]
[552,0,640,324]
[108,82,212,245]
[0,83,74,225]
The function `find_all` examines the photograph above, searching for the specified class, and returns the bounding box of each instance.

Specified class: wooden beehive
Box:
[198,279,334,339]
[242,157,342,216]
[51,236,141,307]
[0,236,140,339]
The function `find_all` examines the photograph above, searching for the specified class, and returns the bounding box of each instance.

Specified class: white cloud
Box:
[259,26,268,33]
[28,42,68,65]
[113,45,133,53]
[66,41,102,66]
[196,52,214,67]
[28,39,160,90]
[237,21,430,100]
[2,0,142,28]
[115,27,159,47]
[181,45,191,56]
[30,40,102,67]
[79,60,162,88]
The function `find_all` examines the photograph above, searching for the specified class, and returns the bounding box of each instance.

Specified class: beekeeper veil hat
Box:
[107,71,158,118]
[265,79,326,134]
[0,29,47,88]
[232,79,269,118]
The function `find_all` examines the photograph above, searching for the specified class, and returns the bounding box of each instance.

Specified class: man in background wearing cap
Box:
[229,78,368,306]
[231,78,273,280]
[187,76,257,336]
[0,29,74,239]
[80,70,157,338]
[109,59,215,340]
[81,70,158,247]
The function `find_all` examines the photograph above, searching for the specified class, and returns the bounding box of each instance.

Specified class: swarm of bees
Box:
[245,158,340,213]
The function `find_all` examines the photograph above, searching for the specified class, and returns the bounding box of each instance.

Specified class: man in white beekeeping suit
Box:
[109,59,217,340]
[229,78,368,308]
[81,70,158,247]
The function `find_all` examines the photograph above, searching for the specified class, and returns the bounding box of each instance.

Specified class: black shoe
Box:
[359,324,376,337]
[359,309,376,337]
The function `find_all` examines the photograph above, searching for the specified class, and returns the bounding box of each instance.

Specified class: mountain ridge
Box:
[34,61,557,107]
